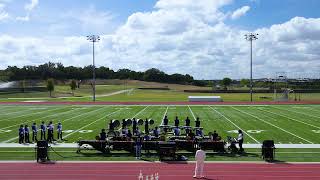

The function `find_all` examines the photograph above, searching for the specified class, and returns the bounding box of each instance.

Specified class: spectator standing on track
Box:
[57,122,63,141]
[193,146,206,179]
[31,122,38,143]
[238,130,244,152]
[40,121,46,140]
[24,125,30,143]
[47,121,54,143]
[18,125,25,144]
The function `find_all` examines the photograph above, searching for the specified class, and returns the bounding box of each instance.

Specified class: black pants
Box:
[19,134,24,144]
[40,130,46,140]
[57,131,62,140]
[24,133,30,143]
[47,130,54,143]
[32,131,37,142]
[239,139,244,152]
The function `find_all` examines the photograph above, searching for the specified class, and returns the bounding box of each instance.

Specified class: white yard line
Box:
[161,106,169,125]
[131,106,149,119]
[209,106,260,143]
[1,107,109,143]
[63,109,123,139]
[188,106,197,121]
[259,109,320,129]
[0,106,64,122]
[272,106,320,119]
[231,107,314,144]
[0,107,89,130]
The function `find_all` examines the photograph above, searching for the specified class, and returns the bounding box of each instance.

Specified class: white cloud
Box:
[25,0,39,11]
[0,1,319,79]
[0,11,9,20]
[16,15,29,21]
[231,6,250,20]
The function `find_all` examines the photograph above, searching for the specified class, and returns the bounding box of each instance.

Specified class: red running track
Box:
[0,162,320,180]
[0,101,320,105]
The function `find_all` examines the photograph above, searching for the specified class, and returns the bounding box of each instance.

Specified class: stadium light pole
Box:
[245,33,258,102]
[87,35,100,102]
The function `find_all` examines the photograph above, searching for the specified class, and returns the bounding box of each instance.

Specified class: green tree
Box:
[70,79,77,96]
[47,78,55,97]
[240,79,250,87]
[221,77,232,90]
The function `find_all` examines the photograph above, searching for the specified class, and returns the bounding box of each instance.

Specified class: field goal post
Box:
[273,72,291,102]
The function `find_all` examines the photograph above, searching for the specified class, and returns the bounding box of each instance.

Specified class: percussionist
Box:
[185,117,191,127]
[40,121,46,140]
[132,118,137,135]
[144,118,149,134]
[174,116,179,127]
[195,117,201,128]
[31,122,38,143]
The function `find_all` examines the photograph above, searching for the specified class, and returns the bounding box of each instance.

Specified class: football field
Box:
[0,104,320,144]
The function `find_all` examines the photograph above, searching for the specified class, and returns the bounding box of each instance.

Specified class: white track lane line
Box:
[209,106,260,143]
[231,107,313,144]
[63,109,123,139]
[259,108,320,129]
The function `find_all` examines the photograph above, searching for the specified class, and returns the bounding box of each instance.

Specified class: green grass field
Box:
[1,104,320,144]
[1,104,320,162]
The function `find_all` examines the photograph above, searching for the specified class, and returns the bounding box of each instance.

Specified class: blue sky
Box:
[0,0,320,79]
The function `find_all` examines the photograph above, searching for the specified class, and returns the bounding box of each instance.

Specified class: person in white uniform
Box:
[194,146,206,178]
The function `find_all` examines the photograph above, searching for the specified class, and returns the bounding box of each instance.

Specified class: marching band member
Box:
[99,129,107,140]
[195,117,201,128]
[47,121,54,143]
[24,125,30,143]
[132,118,137,135]
[174,116,179,127]
[173,126,180,136]
[40,121,46,140]
[153,126,160,137]
[196,128,203,137]
[57,122,63,140]
[163,115,168,125]
[185,117,191,127]
[144,119,149,135]
[31,122,38,143]
[237,130,244,152]
[18,125,24,144]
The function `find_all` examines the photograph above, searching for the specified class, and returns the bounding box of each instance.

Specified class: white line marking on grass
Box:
[209,106,260,143]
[259,109,320,130]
[1,108,39,116]
[1,107,108,143]
[161,106,169,125]
[0,107,89,130]
[188,106,197,121]
[132,106,149,119]
[231,107,314,144]
[0,106,65,122]
[63,109,123,139]
[272,106,320,119]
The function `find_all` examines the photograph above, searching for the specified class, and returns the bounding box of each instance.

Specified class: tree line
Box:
[0,62,209,86]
